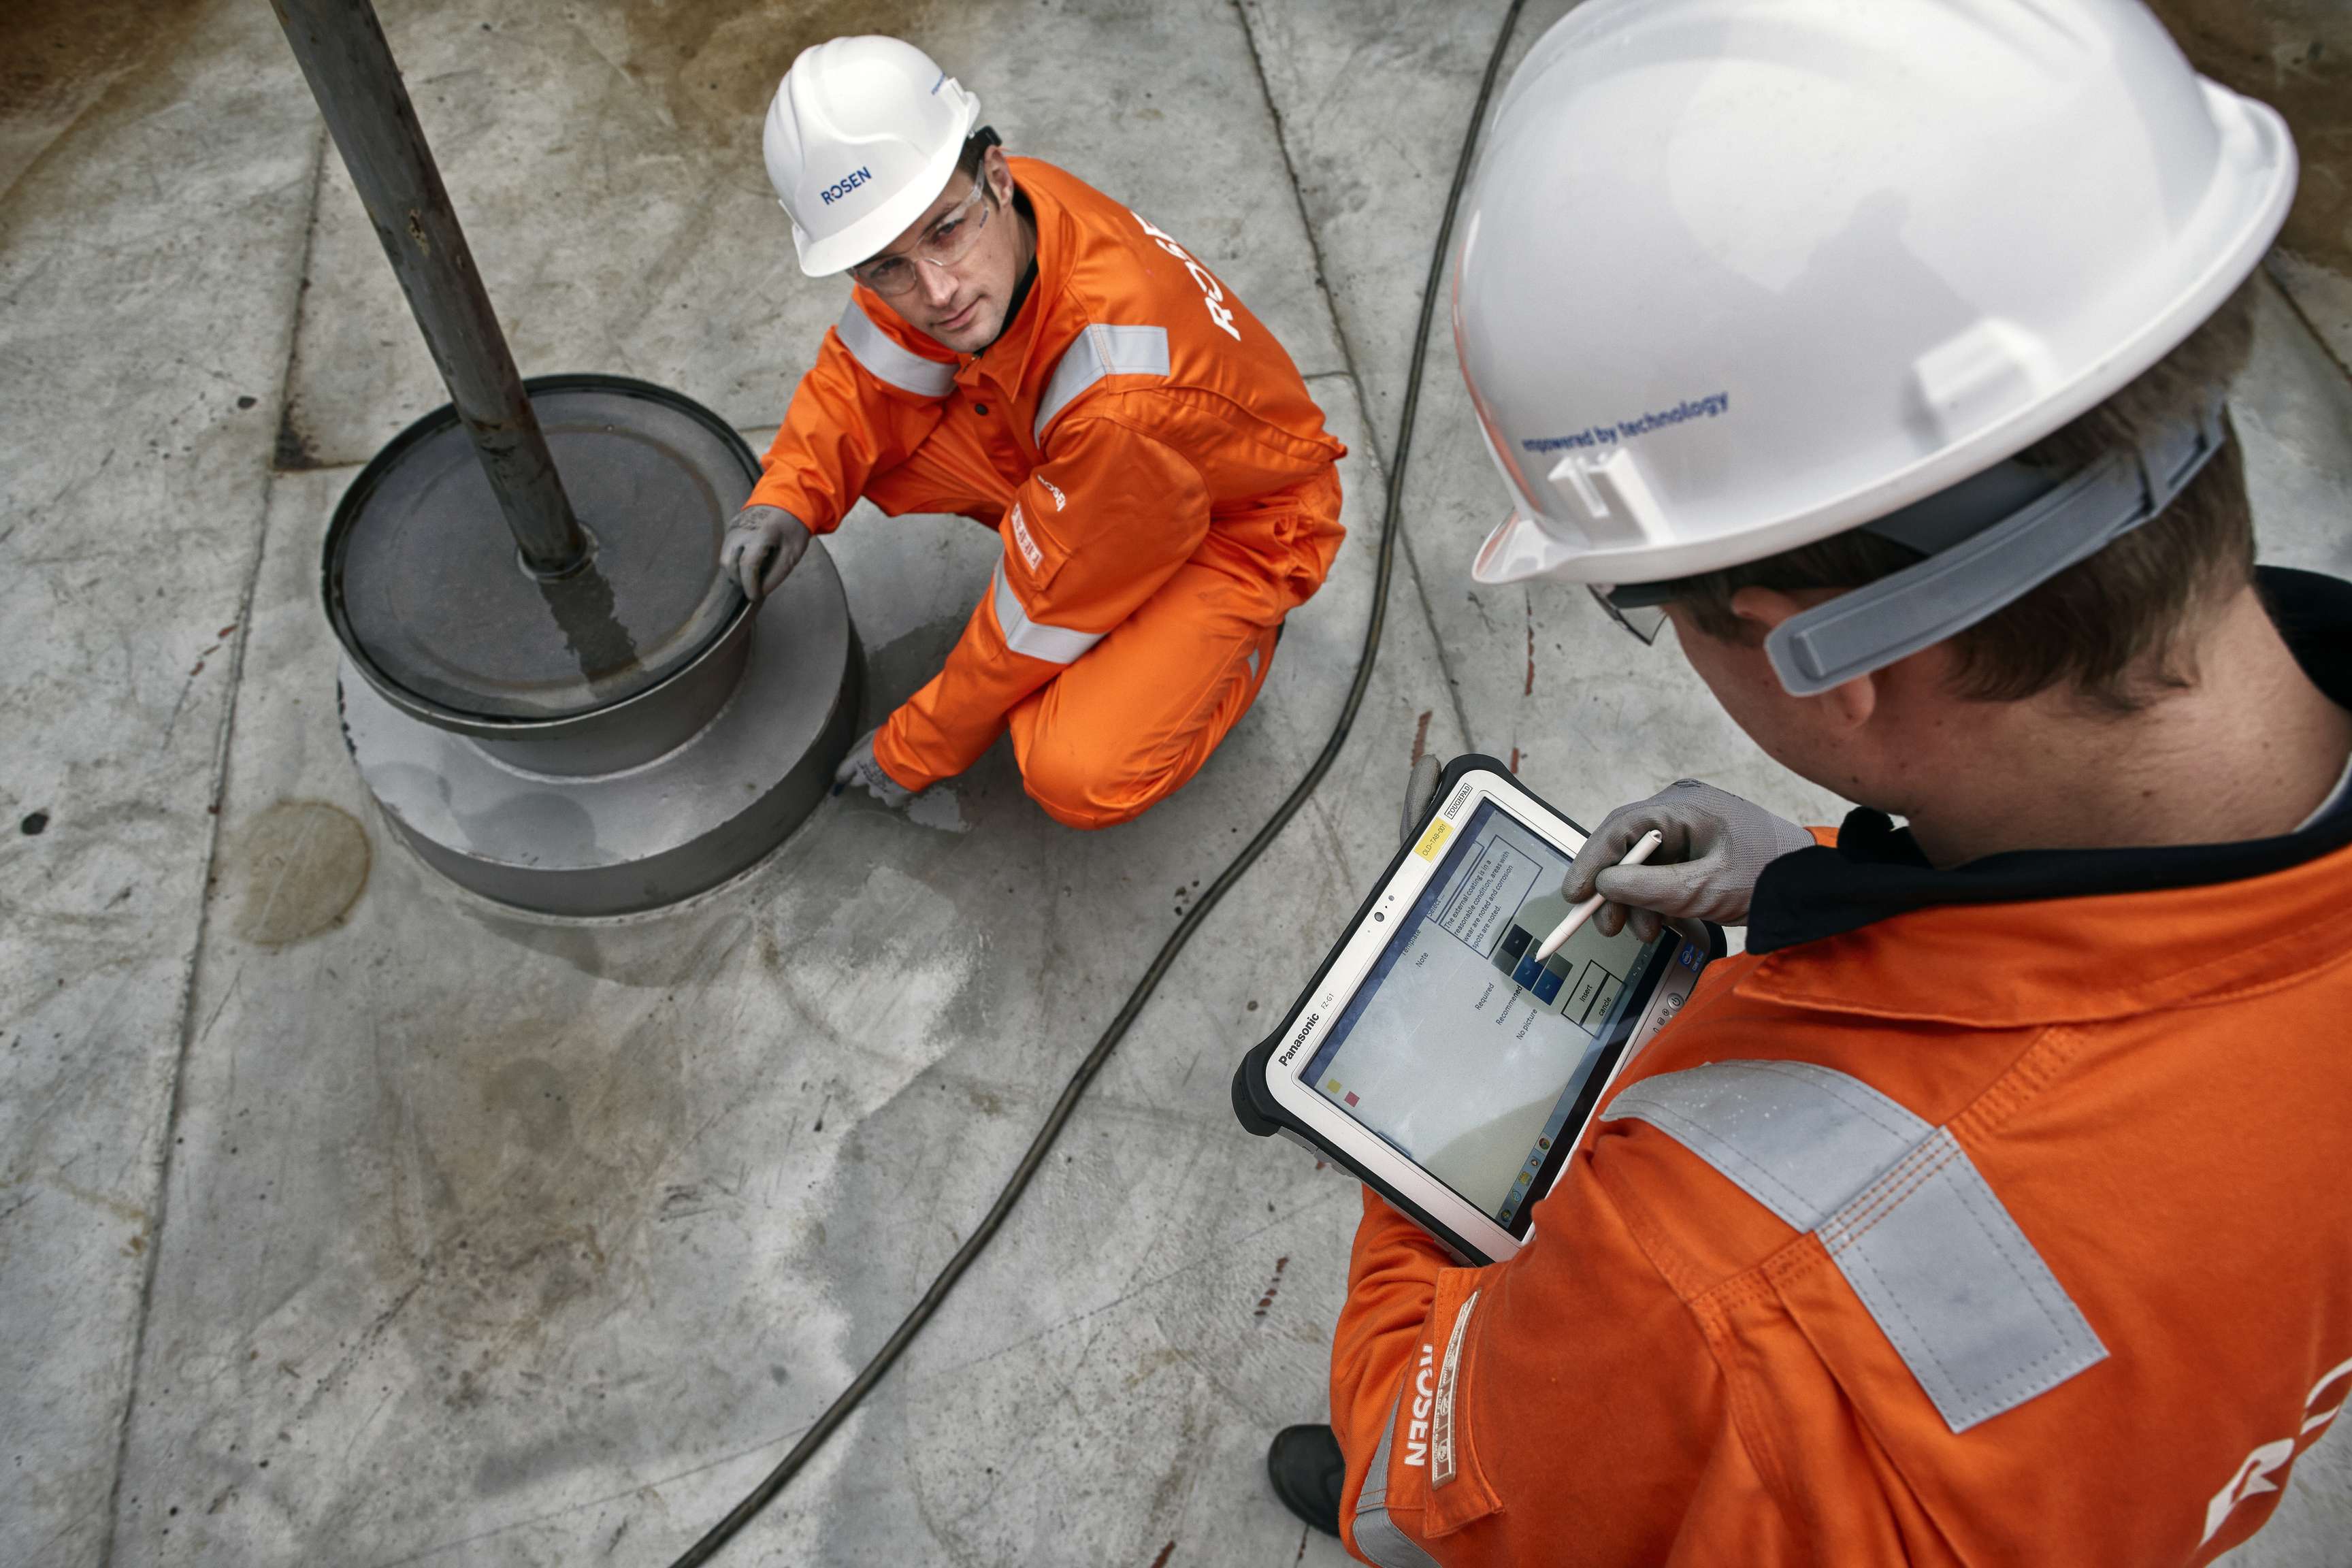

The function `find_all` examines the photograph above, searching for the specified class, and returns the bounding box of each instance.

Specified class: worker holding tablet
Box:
[1268,1,2352,1563]
[729,37,1345,828]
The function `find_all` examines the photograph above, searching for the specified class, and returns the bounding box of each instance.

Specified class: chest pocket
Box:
[1603,1059,2107,1433]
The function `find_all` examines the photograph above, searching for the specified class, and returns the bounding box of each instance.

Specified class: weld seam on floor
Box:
[1228,0,1482,757]
[95,115,335,1568]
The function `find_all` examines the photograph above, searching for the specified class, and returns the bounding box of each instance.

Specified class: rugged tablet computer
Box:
[1232,755,1720,1264]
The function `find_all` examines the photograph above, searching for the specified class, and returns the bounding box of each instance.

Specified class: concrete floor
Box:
[3,1,2349,1565]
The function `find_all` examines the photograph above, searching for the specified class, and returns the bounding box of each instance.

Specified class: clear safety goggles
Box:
[848,176,994,299]
[1586,583,1671,644]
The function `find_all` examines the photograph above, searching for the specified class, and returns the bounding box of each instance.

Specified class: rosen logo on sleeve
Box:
[1009,504,1043,571]
[1402,1342,1436,1468]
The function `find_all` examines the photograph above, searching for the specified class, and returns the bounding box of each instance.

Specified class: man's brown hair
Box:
[957,129,1001,191]
[1662,278,2261,712]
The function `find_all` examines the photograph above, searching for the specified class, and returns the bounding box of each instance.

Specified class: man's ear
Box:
[1726,586,1878,729]
[984,145,1015,202]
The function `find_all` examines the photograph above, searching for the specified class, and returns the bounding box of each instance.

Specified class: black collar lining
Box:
[977,190,1041,359]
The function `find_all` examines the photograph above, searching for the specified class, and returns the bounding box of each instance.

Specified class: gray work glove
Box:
[719,504,811,602]
[832,725,915,810]
[1399,753,1445,849]
[1561,780,1815,941]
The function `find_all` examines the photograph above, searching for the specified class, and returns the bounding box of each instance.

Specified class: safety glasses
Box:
[849,177,994,299]
[1587,583,1671,644]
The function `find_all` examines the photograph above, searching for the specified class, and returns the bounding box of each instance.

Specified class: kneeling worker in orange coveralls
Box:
[1266,1,2352,1563]
[721,35,1345,829]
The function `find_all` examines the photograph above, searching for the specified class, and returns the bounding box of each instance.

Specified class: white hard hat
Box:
[1454,0,2296,679]
[763,36,981,277]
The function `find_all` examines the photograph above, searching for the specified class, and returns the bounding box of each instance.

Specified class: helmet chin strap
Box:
[1764,389,2231,697]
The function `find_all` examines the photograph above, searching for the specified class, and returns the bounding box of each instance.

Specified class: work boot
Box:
[1265,1423,1345,1537]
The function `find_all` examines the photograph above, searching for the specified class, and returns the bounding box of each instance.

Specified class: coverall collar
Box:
[1740,566,2352,1021]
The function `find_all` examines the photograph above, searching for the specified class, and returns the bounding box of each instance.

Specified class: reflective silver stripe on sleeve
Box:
[836,297,956,398]
[1032,323,1171,442]
[990,561,1102,665]
[1604,1060,2108,1433]
[1354,1386,1442,1568]
[1605,1060,1927,1230]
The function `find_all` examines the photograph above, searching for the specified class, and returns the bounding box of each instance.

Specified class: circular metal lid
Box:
[327,376,753,721]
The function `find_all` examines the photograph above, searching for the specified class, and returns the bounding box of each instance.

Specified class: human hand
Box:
[1561,780,1815,940]
[832,725,915,809]
[718,504,812,601]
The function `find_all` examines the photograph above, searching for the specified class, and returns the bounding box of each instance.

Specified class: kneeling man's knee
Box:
[1021,733,1165,830]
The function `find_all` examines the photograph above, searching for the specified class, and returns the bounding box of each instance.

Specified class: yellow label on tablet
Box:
[1413,818,1454,861]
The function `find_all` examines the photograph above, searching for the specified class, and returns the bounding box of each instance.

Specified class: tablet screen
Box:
[1298,798,1673,1230]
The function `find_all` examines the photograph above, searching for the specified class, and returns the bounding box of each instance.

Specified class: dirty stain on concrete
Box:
[362,1005,693,1354]
[2148,0,2351,276]
[0,0,197,202]
[231,800,372,947]
[618,0,941,153]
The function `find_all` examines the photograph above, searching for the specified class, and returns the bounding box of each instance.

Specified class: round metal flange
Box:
[329,372,860,913]
[325,374,751,725]
[339,545,862,917]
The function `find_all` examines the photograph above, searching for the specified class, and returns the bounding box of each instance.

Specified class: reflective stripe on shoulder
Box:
[991,561,1102,665]
[1354,1384,1442,1568]
[1604,1060,2108,1433]
[1607,1060,1923,1230]
[1033,323,1171,443]
[836,297,956,398]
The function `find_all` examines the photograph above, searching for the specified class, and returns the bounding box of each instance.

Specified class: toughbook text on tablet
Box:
[1232,755,1720,1264]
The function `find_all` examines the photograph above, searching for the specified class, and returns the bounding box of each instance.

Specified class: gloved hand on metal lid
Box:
[832,725,916,810]
[1561,779,1816,941]
[719,504,812,602]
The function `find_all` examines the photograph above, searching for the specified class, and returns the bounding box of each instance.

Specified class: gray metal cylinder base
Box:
[340,546,862,917]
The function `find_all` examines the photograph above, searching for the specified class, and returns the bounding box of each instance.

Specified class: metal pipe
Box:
[271,0,587,574]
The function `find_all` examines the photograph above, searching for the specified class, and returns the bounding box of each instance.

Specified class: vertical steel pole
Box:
[272,0,587,574]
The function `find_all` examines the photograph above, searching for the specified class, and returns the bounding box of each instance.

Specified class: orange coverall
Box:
[1330,568,2352,1566]
[750,158,1345,828]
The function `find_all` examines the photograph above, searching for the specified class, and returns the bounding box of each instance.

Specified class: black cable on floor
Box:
[668,6,1529,1561]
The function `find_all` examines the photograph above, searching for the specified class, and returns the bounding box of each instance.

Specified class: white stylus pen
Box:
[1534,829,1665,962]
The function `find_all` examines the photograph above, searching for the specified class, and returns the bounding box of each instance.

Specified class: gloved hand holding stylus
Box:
[1561,779,1816,941]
